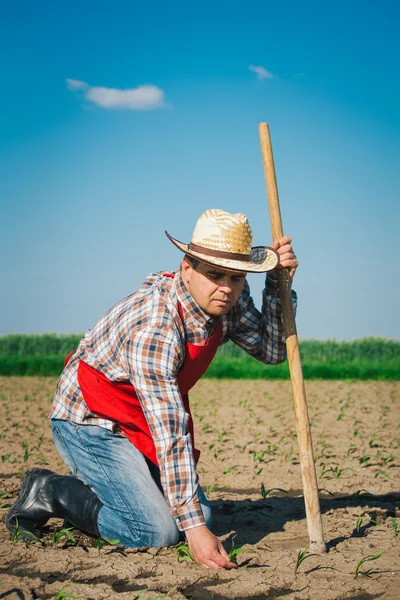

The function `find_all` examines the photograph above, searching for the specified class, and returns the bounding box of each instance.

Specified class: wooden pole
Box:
[258,122,326,553]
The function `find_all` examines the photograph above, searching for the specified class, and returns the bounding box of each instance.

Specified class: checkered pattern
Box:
[50,270,297,531]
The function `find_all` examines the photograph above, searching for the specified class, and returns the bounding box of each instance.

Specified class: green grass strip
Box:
[0,355,399,380]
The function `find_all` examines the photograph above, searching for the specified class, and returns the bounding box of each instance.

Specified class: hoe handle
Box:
[258,122,326,553]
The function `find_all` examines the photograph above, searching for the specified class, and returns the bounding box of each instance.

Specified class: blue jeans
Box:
[51,419,212,548]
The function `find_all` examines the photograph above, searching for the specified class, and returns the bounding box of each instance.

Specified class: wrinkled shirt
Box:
[50,270,297,531]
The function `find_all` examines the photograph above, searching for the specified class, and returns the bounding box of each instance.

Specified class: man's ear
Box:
[181,257,193,285]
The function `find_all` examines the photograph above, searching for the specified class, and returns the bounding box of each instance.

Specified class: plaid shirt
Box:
[50,270,297,531]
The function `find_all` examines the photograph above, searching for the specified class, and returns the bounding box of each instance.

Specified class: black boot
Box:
[5,468,103,538]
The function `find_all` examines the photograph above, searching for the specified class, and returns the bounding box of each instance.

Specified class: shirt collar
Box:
[174,270,219,331]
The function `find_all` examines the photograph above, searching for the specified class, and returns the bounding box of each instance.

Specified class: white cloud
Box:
[66,78,89,91]
[248,65,273,80]
[66,79,168,110]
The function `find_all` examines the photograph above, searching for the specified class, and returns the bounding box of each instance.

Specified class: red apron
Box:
[67,273,222,466]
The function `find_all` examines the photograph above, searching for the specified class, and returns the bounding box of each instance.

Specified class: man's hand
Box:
[270,236,298,279]
[185,525,238,570]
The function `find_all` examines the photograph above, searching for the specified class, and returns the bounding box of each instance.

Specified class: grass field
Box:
[0,335,399,379]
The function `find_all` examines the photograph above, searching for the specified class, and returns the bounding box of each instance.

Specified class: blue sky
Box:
[1,0,399,339]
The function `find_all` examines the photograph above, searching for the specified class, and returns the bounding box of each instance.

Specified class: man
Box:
[6,208,298,571]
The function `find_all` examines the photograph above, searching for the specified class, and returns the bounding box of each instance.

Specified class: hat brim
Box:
[165,232,279,273]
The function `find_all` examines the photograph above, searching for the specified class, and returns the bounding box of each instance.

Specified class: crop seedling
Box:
[176,543,194,563]
[391,518,398,537]
[95,536,120,552]
[369,434,381,448]
[320,464,355,479]
[230,503,242,527]
[374,471,392,480]
[1,454,12,463]
[355,516,363,532]
[318,487,336,497]
[11,518,41,544]
[223,465,238,474]
[57,584,87,599]
[228,536,245,563]
[294,546,318,574]
[351,489,372,502]
[359,455,370,466]
[53,526,76,545]
[260,484,288,499]
[347,443,357,456]
[354,551,385,578]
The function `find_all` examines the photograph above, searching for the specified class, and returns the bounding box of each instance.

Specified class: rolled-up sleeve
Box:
[227,275,297,364]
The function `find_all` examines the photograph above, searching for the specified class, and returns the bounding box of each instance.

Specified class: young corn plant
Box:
[95,536,120,553]
[260,484,288,499]
[176,543,194,563]
[320,464,355,479]
[354,551,385,578]
[294,546,318,574]
[391,518,398,537]
[11,518,41,544]
[57,584,87,599]
[228,536,245,563]
[53,526,76,546]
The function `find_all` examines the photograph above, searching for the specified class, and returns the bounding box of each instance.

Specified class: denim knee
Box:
[152,520,180,548]
[202,502,213,529]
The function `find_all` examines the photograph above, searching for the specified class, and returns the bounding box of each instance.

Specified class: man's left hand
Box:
[270,236,298,279]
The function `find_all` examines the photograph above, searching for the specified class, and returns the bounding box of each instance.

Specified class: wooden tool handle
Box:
[259,122,326,553]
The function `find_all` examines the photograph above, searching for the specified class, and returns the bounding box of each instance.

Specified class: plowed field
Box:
[1,377,399,599]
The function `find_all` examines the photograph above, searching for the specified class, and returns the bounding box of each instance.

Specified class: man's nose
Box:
[218,279,233,293]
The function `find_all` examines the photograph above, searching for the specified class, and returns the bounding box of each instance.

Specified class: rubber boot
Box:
[5,468,103,538]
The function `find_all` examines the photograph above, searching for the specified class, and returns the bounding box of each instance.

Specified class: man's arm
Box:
[226,236,298,364]
[122,323,205,531]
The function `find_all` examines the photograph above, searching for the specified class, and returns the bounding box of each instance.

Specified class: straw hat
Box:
[166,208,279,273]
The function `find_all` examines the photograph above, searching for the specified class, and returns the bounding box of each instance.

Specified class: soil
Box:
[0,377,399,600]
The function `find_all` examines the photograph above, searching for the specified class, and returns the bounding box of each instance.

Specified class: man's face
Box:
[181,258,247,316]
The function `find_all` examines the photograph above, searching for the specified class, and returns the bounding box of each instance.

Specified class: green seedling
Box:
[53,526,76,545]
[228,536,245,563]
[374,471,392,480]
[260,484,288,499]
[320,464,355,479]
[351,489,372,502]
[347,443,357,456]
[205,484,215,494]
[176,543,194,563]
[1,454,12,463]
[391,518,398,537]
[223,465,238,474]
[368,434,381,448]
[202,423,212,431]
[132,591,147,600]
[284,448,297,463]
[359,455,370,465]
[95,536,120,552]
[11,518,41,544]
[354,551,385,577]
[380,452,395,466]
[57,583,87,599]
[294,546,318,574]
[230,503,241,527]
[318,488,336,497]
[355,516,363,532]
